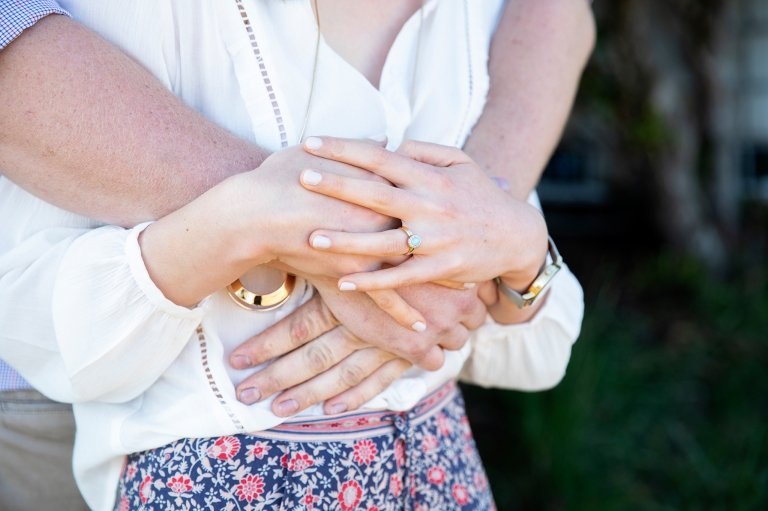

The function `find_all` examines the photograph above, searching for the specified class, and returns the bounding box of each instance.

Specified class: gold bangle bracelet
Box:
[227,274,296,312]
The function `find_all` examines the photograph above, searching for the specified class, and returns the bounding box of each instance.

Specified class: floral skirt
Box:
[116,381,495,511]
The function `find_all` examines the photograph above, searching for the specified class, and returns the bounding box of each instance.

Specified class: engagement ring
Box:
[399,226,422,255]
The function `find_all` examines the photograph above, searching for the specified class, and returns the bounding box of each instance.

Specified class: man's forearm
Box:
[0,14,268,227]
[464,0,596,200]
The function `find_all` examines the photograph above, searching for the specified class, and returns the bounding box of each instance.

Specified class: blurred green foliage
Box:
[463,254,768,510]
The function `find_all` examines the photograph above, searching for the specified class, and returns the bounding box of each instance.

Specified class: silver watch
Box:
[494,236,563,309]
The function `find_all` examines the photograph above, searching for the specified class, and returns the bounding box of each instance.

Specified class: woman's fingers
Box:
[310,229,411,257]
[366,134,388,147]
[309,235,479,291]
[235,327,364,406]
[229,293,337,369]
[272,346,398,417]
[337,258,443,292]
[323,358,412,415]
[303,136,424,187]
[395,139,473,167]
[366,289,426,332]
[301,168,416,218]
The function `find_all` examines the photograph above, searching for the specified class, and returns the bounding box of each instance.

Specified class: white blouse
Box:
[0,0,584,509]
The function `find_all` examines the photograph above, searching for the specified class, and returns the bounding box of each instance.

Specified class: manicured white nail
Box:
[463,283,477,289]
[302,169,323,186]
[312,235,332,249]
[305,137,323,150]
[367,133,387,143]
[412,321,427,332]
[330,403,348,414]
[339,282,357,291]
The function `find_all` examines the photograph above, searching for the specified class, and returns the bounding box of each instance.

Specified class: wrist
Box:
[498,203,549,292]
[220,170,279,266]
[499,257,546,293]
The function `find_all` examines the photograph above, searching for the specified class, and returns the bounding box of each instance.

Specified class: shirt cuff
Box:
[0,0,71,51]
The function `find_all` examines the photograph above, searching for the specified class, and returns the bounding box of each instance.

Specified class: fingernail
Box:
[339,282,357,291]
[463,283,477,289]
[232,355,252,369]
[302,169,323,186]
[305,137,323,150]
[491,177,511,192]
[239,387,261,405]
[312,235,332,249]
[367,133,387,143]
[330,403,348,414]
[276,399,299,416]
[412,321,427,332]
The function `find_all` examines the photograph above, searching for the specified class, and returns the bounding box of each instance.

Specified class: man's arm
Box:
[0,14,268,227]
[464,0,596,200]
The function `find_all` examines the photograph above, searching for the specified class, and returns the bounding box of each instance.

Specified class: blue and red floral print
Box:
[116,382,495,511]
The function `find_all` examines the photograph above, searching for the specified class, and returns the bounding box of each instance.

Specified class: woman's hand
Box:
[138,143,399,306]
[297,137,550,293]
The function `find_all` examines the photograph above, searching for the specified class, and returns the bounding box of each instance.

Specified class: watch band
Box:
[495,237,563,309]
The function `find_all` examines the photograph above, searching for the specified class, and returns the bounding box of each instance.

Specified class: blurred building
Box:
[540,0,768,242]
[741,0,768,200]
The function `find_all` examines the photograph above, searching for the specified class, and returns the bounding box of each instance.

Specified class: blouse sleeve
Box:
[457,190,586,391]
[459,263,584,391]
[0,217,208,404]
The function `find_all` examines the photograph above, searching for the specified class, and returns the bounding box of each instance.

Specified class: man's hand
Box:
[231,294,411,416]
[313,277,486,369]
[230,277,487,417]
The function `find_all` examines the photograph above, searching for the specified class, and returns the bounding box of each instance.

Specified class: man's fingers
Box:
[433,280,476,290]
[435,324,471,351]
[477,280,499,306]
[459,294,488,332]
[235,327,364,405]
[272,347,397,417]
[366,289,427,332]
[229,293,338,369]
[323,359,412,415]
[417,345,445,371]
[303,136,424,187]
